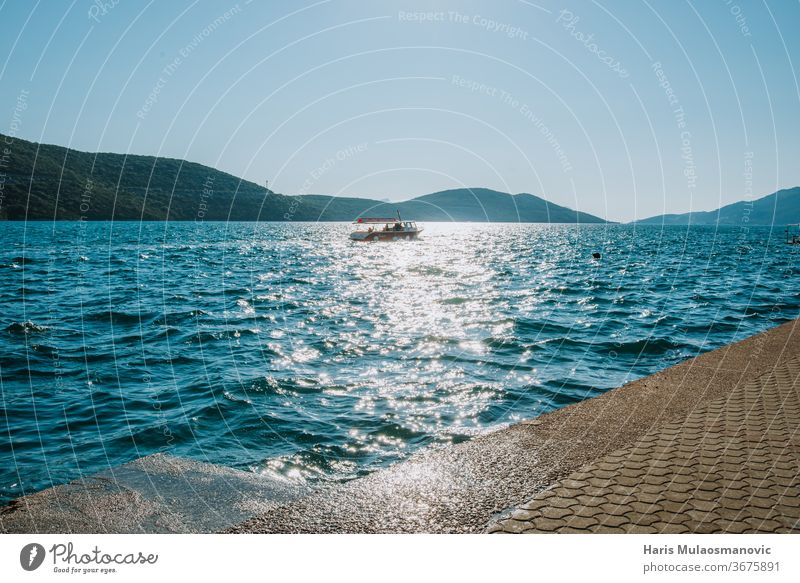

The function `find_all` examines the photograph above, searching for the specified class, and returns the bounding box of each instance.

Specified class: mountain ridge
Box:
[0,133,607,223]
[634,187,800,226]
[299,188,607,223]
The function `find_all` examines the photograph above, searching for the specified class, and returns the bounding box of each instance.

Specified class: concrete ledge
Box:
[0,454,307,533]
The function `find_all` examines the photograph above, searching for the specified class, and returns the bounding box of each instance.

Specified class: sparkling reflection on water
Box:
[1,221,799,502]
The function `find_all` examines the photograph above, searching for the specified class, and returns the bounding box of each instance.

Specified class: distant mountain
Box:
[0,133,607,223]
[635,187,800,226]
[398,188,606,223]
[302,188,607,223]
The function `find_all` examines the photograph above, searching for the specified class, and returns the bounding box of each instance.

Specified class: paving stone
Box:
[581,486,611,498]
[592,525,626,533]
[607,483,637,497]
[548,497,580,510]
[638,483,666,495]
[615,475,645,488]
[690,499,719,513]
[629,501,662,514]
[604,493,635,505]
[587,477,613,489]
[686,509,721,524]
[748,496,777,510]
[744,517,784,531]
[540,507,573,520]
[549,487,584,499]
[592,467,619,483]
[747,506,782,521]
[626,524,659,534]
[573,505,605,519]
[693,489,722,502]
[519,499,548,512]
[564,516,599,530]
[510,509,540,522]
[575,494,607,507]
[528,517,567,532]
[597,514,630,528]
[653,522,691,534]
[557,526,592,534]
[659,500,689,514]
[498,519,528,534]
[635,492,663,504]
[559,479,589,490]
[625,512,660,527]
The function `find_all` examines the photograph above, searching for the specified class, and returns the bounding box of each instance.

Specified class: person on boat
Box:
[393,222,403,231]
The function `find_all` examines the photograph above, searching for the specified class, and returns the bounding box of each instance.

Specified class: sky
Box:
[1,0,798,222]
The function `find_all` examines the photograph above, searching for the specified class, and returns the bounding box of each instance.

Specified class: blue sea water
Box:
[1,221,799,504]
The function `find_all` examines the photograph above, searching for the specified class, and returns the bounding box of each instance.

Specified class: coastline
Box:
[3,318,799,534]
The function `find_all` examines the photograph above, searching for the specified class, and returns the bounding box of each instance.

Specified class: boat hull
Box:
[350,230,421,242]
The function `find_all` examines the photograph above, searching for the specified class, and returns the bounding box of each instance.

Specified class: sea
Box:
[1,221,799,504]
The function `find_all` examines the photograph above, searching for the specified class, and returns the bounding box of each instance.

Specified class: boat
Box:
[349,211,422,241]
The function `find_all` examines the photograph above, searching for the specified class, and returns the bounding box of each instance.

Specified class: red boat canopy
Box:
[354,217,402,224]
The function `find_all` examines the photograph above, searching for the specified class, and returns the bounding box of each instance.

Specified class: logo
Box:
[20,543,46,571]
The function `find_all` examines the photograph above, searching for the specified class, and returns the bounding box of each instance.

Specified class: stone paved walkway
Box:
[487,354,800,533]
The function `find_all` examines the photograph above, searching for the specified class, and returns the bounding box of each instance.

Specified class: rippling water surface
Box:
[2,221,799,503]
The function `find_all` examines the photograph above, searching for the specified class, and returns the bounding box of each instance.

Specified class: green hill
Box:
[0,133,298,220]
[635,187,800,226]
[0,133,607,223]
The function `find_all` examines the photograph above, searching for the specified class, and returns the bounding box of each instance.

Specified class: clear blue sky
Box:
[1,0,798,222]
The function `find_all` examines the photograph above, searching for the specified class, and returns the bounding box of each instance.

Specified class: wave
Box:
[523,335,686,357]
[83,310,154,325]
[538,379,604,405]
[6,321,50,334]
[594,337,685,355]
[408,265,450,277]
[481,336,523,352]
[146,354,202,366]
[439,297,471,305]
[17,287,47,296]
[247,376,323,395]
[222,390,253,405]
[182,328,267,345]
[514,319,573,337]
[367,422,427,444]
[152,310,210,326]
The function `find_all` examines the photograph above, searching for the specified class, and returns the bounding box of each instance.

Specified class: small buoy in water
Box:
[592,252,601,259]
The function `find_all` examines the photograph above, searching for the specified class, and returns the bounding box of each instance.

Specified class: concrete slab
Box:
[0,454,308,533]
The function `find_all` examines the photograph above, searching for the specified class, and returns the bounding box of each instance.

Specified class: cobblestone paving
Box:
[487,355,800,533]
